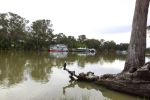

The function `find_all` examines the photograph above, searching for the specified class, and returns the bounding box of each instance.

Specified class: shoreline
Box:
[64,63,150,98]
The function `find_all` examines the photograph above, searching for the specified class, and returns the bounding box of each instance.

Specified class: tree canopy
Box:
[0,12,129,51]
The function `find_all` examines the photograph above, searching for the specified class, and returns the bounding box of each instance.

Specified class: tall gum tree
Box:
[123,0,150,72]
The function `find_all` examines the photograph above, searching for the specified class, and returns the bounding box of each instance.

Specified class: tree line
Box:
[0,12,129,51]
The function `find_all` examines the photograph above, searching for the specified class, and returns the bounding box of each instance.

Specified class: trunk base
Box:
[96,78,150,98]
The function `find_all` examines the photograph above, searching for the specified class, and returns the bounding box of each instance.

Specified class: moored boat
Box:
[48,44,68,52]
[72,48,96,53]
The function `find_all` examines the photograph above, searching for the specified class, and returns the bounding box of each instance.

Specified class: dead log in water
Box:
[96,62,150,98]
[63,62,150,98]
[63,62,99,82]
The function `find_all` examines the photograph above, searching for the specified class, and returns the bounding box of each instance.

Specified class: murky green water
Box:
[0,51,149,100]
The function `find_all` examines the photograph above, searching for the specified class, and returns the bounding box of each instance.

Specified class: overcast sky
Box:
[0,0,150,46]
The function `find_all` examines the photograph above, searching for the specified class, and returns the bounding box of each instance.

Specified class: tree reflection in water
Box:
[0,51,127,87]
[0,51,25,87]
[0,51,144,100]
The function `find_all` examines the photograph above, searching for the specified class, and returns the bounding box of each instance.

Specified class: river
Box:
[0,51,149,100]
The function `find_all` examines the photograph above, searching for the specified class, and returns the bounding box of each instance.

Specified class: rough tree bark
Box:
[123,0,150,72]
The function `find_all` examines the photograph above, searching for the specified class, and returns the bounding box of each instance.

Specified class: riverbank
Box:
[96,73,150,98]
[95,64,150,98]
[64,62,150,98]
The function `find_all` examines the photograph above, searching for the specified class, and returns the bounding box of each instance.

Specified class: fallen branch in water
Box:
[63,62,150,98]
[63,62,99,82]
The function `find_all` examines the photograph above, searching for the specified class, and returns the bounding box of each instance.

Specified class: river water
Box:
[0,51,148,100]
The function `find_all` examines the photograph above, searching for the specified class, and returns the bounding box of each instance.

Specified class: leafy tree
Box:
[116,43,129,51]
[78,35,86,42]
[8,12,29,48]
[84,39,100,49]
[54,33,67,44]
[0,12,131,52]
[102,40,116,51]
[0,12,28,49]
[0,13,9,49]
[31,19,53,50]
[65,36,77,49]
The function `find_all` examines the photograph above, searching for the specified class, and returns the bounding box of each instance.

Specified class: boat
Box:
[72,48,96,53]
[89,48,96,53]
[48,44,68,52]
[74,48,89,52]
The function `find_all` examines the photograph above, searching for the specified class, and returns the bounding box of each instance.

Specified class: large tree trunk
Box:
[123,0,150,72]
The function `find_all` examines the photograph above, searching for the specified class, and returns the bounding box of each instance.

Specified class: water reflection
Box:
[63,81,141,100]
[0,51,145,100]
[0,51,25,87]
[0,51,126,87]
[49,52,68,58]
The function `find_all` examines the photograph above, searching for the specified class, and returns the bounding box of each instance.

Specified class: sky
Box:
[0,0,150,46]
